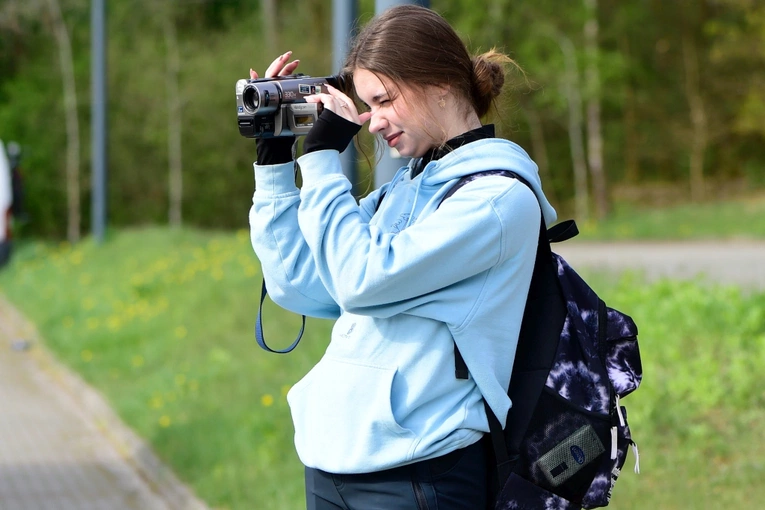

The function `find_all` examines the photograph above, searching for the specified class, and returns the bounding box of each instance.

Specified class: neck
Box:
[441,97,483,140]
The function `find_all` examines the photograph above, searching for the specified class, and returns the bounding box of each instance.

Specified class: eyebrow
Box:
[361,93,390,109]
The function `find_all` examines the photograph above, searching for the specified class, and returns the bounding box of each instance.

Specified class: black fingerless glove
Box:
[303,109,362,154]
[256,136,296,166]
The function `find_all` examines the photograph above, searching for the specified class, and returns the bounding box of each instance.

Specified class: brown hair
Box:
[343,5,518,119]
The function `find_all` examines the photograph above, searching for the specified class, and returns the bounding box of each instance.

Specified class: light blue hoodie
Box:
[249,137,556,474]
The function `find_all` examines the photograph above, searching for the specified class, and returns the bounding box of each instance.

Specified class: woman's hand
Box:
[250,51,301,80]
[305,85,372,126]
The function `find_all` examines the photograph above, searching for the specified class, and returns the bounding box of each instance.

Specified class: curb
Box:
[0,294,212,510]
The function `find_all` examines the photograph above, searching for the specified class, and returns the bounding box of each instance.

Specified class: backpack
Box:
[442,171,642,510]
[255,170,642,510]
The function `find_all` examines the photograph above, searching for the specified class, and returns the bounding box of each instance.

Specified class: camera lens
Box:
[242,86,260,113]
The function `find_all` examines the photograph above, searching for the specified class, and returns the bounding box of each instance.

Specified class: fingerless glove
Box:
[255,137,296,166]
[303,109,362,154]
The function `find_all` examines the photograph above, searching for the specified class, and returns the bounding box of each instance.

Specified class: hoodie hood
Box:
[413,138,557,226]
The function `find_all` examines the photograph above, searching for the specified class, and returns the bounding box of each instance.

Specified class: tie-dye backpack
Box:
[443,171,642,510]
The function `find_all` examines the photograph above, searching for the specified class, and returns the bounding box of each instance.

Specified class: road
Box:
[553,239,765,291]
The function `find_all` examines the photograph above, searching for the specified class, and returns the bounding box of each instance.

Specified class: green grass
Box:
[575,193,765,240]
[0,221,764,509]
[582,271,765,508]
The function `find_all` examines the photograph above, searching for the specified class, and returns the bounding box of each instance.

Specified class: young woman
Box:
[248,5,557,509]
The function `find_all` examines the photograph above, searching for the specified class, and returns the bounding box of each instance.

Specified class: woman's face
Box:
[353,69,444,159]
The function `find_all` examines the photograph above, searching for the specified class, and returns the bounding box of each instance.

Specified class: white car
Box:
[0,139,13,268]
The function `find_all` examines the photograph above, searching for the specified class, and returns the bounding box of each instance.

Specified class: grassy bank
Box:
[1,225,764,509]
[576,192,765,240]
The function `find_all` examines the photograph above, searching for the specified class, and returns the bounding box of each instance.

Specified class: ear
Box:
[432,83,451,98]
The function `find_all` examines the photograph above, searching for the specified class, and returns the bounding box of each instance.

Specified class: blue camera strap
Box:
[255,279,305,353]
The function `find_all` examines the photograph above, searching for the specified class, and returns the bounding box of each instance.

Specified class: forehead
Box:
[353,69,398,103]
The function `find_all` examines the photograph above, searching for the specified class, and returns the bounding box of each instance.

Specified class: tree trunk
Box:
[46,0,80,243]
[584,0,608,219]
[682,32,707,202]
[165,8,183,227]
[521,103,556,205]
[261,0,277,56]
[621,37,639,184]
[559,34,590,223]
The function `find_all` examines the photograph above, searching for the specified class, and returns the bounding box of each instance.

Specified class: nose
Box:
[367,110,386,134]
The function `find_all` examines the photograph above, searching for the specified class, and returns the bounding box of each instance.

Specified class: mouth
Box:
[384,132,403,147]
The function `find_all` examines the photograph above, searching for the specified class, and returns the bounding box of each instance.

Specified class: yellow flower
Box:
[149,395,164,409]
[159,415,171,428]
[175,326,188,339]
[69,251,83,265]
[132,355,145,368]
[261,394,274,407]
[236,229,249,242]
[86,318,100,330]
[107,316,122,331]
[174,374,186,387]
[81,350,93,362]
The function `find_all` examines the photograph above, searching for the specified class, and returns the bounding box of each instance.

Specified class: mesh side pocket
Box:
[581,406,634,509]
[514,389,611,505]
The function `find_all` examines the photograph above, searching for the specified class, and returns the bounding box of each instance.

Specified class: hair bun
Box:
[472,55,505,99]
[471,49,517,117]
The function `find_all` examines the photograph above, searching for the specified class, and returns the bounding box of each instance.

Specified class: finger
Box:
[279,60,300,76]
[325,84,353,104]
[305,93,344,113]
[358,112,372,124]
[250,68,258,80]
[265,51,293,78]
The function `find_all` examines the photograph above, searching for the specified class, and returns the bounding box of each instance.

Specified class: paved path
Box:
[0,295,209,510]
[554,239,765,291]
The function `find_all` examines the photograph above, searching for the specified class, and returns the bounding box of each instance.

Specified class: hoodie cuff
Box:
[296,150,346,186]
[253,161,299,196]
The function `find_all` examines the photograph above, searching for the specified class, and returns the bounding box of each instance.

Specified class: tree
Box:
[1,0,81,242]
[558,31,590,222]
[682,29,708,202]
[164,2,183,227]
[584,0,607,219]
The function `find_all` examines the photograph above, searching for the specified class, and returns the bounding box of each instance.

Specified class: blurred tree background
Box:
[1,0,764,240]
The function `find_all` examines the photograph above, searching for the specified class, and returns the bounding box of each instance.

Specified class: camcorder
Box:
[235,74,347,138]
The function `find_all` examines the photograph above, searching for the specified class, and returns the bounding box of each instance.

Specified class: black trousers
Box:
[304,439,487,510]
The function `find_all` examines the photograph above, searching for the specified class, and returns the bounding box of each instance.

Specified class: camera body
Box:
[235,74,346,138]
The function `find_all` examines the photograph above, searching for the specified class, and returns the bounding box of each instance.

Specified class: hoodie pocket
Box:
[287,357,416,472]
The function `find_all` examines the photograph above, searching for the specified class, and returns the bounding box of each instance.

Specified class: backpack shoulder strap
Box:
[439,170,569,488]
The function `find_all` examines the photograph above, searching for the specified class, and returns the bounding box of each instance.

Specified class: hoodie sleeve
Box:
[296,150,540,324]
[249,161,341,319]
